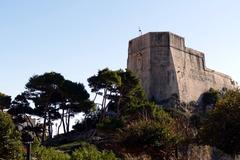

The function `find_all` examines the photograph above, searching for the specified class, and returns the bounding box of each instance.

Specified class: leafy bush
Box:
[199,89,240,157]
[97,117,124,130]
[126,102,175,128]
[201,88,220,106]
[120,120,179,150]
[73,113,99,132]
[71,142,117,160]
[32,140,70,160]
[124,153,151,160]
[118,103,181,159]
[0,112,24,160]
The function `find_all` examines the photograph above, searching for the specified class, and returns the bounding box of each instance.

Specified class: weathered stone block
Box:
[127,32,237,103]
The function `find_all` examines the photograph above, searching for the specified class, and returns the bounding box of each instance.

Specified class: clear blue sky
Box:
[1,0,240,98]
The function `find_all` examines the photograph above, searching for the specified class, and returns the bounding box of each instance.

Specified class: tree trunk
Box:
[62,109,66,133]
[41,112,47,142]
[48,117,52,139]
[26,115,34,127]
[99,89,107,122]
[65,109,68,132]
[57,117,63,135]
[67,111,71,133]
[25,115,40,139]
[116,96,121,117]
[93,93,98,102]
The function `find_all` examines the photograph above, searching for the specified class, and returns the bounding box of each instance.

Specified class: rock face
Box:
[127,32,237,103]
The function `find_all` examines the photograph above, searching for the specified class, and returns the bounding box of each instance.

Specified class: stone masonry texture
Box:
[127,32,237,103]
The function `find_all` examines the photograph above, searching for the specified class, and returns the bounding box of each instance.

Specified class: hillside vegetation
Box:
[1,69,240,159]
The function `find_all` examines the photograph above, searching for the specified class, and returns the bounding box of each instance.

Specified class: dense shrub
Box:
[201,88,220,106]
[71,142,117,160]
[121,120,179,151]
[199,89,240,157]
[127,102,176,128]
[73,114,99,132]
[118,102,181,159]
[32,139,70,160]
[0,112,24,160]
[97,117,124,130]
[123,153,151,160]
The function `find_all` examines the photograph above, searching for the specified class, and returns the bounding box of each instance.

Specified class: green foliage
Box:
[201,88,220,106]
[32,139,70,160]
[25,72,65,140]
[123,154,151,160]
[61,80,94,114]
[0,112,24,160]
[7,94,37,137]
[88,68,121,93]
[120,120,179,149]
[72,114,99,131]
[119,103,180,158]
[74,69,145,132]
[8,94,33,115]
[199,89,240,157]
[87,68,145,122]
[24,72,94,140]
[97,117,124,130]
[119,120,179,159]
[0,92,11,111]
[189,113,204,129]
[116,69,145,112]
[55,140,85,152]
[126,102,175,127]
[33,146,70,160]
[71,142,117,160]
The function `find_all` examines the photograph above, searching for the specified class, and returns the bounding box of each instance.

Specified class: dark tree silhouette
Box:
[24,72,94,141]
[0,92,11,111]
[58,80,94,133]
[88,68,145,122]
[25,72,64,141]
[199,89,240,157]
[8,94,34,126]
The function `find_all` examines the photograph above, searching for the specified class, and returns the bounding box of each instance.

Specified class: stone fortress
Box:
[127,32,237,103]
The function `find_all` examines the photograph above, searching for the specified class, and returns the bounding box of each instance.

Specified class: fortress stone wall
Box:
[127,32,237,103]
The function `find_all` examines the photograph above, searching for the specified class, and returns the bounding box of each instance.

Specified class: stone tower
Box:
[127,32,237,103]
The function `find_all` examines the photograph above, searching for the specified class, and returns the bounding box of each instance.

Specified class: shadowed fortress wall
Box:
[127,32,237,103]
